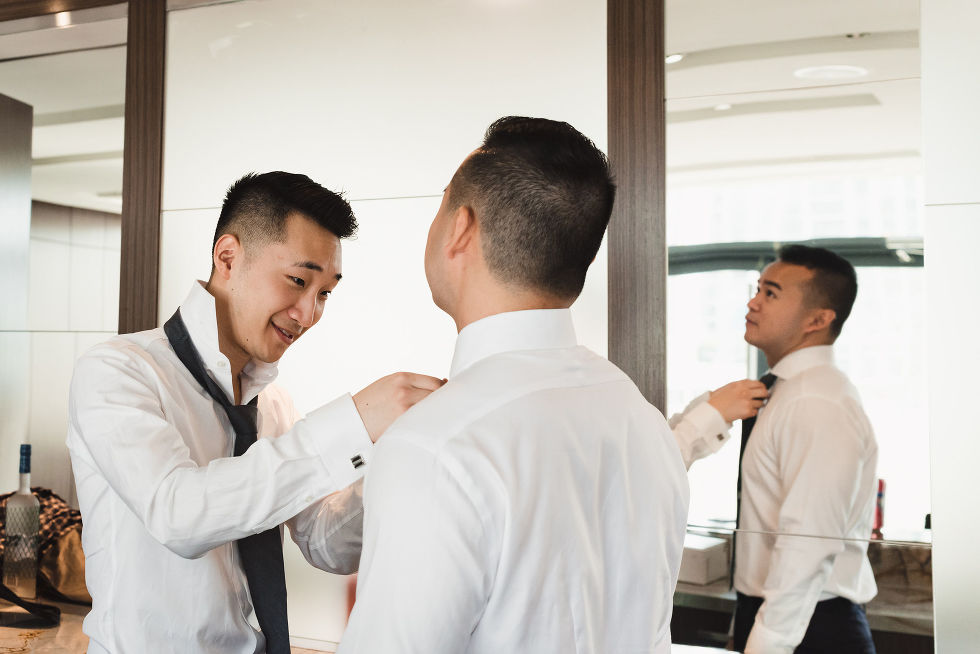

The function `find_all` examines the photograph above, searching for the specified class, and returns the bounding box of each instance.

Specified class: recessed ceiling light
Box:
[55,11,72,28]
[793,64,869,80]
[665,53,684,64]
[714,103,732,111]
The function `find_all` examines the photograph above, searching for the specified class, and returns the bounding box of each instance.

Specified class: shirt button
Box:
[304,496,314,503]
[217,361,227,368]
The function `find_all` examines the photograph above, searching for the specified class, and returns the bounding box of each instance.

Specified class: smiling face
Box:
[222,211,342,366]
[744,261,824,365]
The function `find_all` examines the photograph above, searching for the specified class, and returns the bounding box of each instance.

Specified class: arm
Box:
[744,397,873,654]
[288,479,363,574]
[68,344,371,559]
[670,380,766,469]
[670,392,730,470]
[337,436,493,654]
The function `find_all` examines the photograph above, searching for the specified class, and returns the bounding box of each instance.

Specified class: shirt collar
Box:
[449,309,578,378]
[770,344,835,380]
[178,281,279,404]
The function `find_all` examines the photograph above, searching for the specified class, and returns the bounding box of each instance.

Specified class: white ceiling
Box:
[0,0,921,213]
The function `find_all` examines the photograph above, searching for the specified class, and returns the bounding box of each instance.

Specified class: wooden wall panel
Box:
[607,0,667,411]
[118,0,165,333]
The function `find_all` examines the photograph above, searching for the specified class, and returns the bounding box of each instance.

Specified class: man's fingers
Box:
[404,373,446,391]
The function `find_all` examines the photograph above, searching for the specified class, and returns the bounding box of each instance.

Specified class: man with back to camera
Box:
[674,244,878,653]
[337,117,690,653]
[66,171,444,654]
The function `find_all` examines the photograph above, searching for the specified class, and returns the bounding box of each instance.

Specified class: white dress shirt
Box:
[338,309,690,654]
[669,391,732,470]
[735,346,878,653]
[67,282,372,654]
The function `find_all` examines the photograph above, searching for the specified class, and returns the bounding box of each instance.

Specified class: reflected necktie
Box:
[164,310,290,654]
[730,372,778,588]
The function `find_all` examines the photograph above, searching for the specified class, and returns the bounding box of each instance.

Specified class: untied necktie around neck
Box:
[163,309,290,654]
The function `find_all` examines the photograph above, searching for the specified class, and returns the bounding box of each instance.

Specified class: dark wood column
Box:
[607,0,667,410]
[118,0,166,333]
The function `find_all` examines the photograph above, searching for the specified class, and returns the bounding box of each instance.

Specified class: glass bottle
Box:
[3,444,40,599]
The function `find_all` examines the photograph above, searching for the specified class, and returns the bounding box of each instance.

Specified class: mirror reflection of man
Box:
[67,172,443,654]
[732,245,878,654]
[338,117,690,653]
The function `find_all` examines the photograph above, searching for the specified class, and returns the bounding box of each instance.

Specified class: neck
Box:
[450,282,571,332]
[206,279,249,402]
[765,334,832,368]
[19,472,31,494]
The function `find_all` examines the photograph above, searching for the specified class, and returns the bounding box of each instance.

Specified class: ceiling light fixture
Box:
[54,11,72,28]
[793,64,869,80]
[714,103,732,111]
[665,53,684,64]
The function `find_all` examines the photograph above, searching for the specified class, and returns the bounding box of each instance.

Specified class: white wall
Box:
[161,0,606,646]
[922,0,980,651]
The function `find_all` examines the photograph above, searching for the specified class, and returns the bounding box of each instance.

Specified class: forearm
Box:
[288,479,364,574]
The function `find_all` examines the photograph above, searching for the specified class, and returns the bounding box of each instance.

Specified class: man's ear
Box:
[212,233,243,280]
[803,308,836,335]
[445,205,478,259]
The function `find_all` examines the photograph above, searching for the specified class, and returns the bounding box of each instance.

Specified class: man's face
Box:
[226,212,342,364]
[744,261,818,361]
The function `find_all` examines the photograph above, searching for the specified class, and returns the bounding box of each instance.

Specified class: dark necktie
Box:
[164,310,290,654]
[730,372,778,588]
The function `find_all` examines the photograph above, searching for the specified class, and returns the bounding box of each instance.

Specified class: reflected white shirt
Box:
[669,391,732,470]
[67,281,372,654]
[737,346,878,654]
[339,309,690,654]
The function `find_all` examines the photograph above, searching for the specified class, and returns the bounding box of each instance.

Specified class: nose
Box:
[288,291,319,330]
[747,290,762,312]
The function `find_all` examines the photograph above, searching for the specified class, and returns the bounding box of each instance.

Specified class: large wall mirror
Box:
[665,0,931,651]
[158,0,609,647]
[0,4,127,506]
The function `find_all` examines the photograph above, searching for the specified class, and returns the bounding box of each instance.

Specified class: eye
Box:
[289,276,305,288]
[766,289,776,298]
[319,289,331,300]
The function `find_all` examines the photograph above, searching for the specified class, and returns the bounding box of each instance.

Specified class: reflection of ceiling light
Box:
[895,249,912,263]
[793,65,869,80]
[55,12,72,28]
[714,103,732,111]
[665,53,684,64]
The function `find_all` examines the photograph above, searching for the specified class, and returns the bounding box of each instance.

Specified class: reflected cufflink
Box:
[351,454,365,470]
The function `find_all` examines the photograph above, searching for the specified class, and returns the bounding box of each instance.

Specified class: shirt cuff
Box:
[685,400,731,452]
[744,618,795,654]
[304,394,373,490]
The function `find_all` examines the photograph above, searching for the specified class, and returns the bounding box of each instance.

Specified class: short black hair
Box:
[212,171,356,259]
[778,244,858,338]
[447,116,616,300]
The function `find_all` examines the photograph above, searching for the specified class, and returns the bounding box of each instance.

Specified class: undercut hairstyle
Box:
[778,244,858,338]
[447,116,616,300]
[212,171,357,262]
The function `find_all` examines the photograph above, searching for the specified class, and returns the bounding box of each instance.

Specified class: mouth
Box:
[271,322,298,345]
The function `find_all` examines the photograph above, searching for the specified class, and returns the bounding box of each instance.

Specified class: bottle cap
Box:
[19,443,31,474]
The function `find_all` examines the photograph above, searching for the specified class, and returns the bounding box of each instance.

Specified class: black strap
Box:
[0,580,60,627]
[730,372,778,588]
[164,309,290,654]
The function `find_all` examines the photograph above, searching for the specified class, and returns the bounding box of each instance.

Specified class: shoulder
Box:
[780,363,859,404]
[71,327,181,400]
[388,345,634,450]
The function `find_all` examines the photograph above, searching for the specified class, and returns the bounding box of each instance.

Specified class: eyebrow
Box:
[293,261,343,281]
[762,280,782,291]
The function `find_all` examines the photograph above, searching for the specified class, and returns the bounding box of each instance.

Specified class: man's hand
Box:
[353,373,446,442]
[707,379,769,423]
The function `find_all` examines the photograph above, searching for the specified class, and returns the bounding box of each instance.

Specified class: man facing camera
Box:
[338,117,690,654]
[733,245,878,654]
[67,172,443,654]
